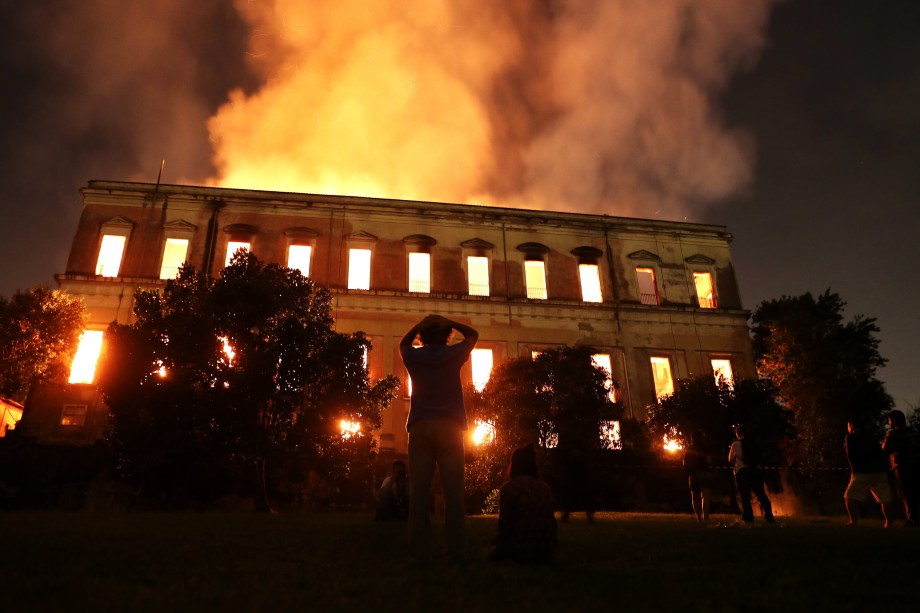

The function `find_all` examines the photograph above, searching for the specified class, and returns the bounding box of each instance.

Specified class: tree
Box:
[97,252,399,509]
[751,290,892,467]
[0,286,85,402]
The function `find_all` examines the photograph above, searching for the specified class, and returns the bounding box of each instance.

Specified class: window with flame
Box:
[591,353,617,402]
[467,256,490,296]
[636,267,659,305]
[68,330,104,384]
[408,252,431,293]
[711,358,734,387]
[650,356,674,400]
[159,238,189,280]
[225,241,250,267]
[524,260,548,300]
[471,348,493,392]
[95,235,126,277]
[287,245,312,277]
[601,420,622,450]
[348,248,372,290]
[693,272,717,308]
[579,264,603,303]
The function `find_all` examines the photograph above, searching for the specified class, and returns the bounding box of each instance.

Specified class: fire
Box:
[340,419,361,440]
[220,337,235,365]
[663,435,684,453]
[68,330,104,384]
[471,420,496,446]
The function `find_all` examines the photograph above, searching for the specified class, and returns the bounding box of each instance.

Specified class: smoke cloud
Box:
[208,0,775,218]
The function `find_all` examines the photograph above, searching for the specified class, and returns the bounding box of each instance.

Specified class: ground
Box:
[4,511,915,611]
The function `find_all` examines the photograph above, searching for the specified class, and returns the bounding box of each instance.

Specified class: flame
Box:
[340,419,361,440]
[68,330,104,384]
[663,435,684,453]
[471,420,496,446]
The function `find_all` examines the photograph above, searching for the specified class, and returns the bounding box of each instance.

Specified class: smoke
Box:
[208,0,775,218]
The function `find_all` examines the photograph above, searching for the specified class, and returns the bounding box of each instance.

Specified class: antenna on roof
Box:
[151,159,166,208]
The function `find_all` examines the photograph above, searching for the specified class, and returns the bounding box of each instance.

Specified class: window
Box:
[601,420,622,450]
[467,256,490,296]
[95,235,126,277]
[408,252,431,293]
[60,404,88,427]
[524,260,548,300]
[287,245,312,277]
[159,238,189,279]
[650,356,674,399]
[578,264,603,303]
[636,267,659,305]
[711,358,734,387]
[693,272,717,308]
[225,241,250,267]
[347,248,372,290]
[68,330,104,384]
[471,348,493,391]
[591,353,616,402]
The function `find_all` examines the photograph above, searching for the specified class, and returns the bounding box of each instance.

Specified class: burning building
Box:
[19,180,754,452]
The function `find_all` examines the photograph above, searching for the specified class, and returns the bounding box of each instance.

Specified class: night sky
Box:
[0,1,916,410]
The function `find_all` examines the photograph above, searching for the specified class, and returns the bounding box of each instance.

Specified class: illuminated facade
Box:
[20,181,755,450]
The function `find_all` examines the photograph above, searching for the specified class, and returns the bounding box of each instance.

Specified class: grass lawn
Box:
[3,511,915,611]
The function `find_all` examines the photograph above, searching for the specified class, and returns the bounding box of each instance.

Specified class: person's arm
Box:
[399,315,440,354]
[439,316,479,348]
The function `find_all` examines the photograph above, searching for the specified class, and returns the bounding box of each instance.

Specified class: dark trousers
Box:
[894,465,920,525]
[735,467,774,523]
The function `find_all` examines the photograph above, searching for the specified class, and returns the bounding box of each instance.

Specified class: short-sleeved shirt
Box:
[845,431,888,474]
[401,341,474,431]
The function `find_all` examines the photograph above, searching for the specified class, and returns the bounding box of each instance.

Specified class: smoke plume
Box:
[208,0,775,218]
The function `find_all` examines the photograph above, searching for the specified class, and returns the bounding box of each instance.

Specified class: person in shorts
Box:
[844,416,891,527]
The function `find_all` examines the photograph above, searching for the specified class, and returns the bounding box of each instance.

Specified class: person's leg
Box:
[701,486,712,521]
[689,477,702,521]
[436,420,467,562]
[900,467,920,525]
[751,471,774,522]
[408,422,438,559]
[845,497,860,525]
[735,470,754,522]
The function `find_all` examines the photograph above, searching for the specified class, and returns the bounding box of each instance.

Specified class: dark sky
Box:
[0,0,916,409]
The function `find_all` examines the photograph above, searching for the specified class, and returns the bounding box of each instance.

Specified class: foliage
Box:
[96,252,399,508]
[646,376,795,466]
[751,290,891,467]
[0,286,85,402]
[464,346,620,510]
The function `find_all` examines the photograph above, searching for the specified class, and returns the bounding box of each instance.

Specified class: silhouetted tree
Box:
[0,286,85,403]
[97,252,399,509]
[751,290,891,467]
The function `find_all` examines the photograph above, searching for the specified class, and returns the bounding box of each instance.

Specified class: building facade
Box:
[20,180,754,451]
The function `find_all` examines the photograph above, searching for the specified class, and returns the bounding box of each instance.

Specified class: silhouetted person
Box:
[728,425,774,523]
[400,314,479,563]
[375,459,409,521]
[489,444,558,564]
[844,416,891,527]
[683,430,714,522]
[882,409,920,526]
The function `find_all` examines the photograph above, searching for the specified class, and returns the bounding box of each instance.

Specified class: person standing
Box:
[843,416,891,527]
[683,430,714,522]
[882,410,920,526]
[400,314,479,563]
[728,425,775,523]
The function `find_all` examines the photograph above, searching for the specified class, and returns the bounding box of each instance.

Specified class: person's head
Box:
[734,424,747,440]
[847,416,864,433]
[392,459,406,476]
[418,322,452,346]
[510,443,538,479]
[888,409,907,429]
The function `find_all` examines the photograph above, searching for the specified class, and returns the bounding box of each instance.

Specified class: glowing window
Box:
[159,238,189,280]
[471,420,496,446]
[225,241,250,267]
[523,260,548,299]
[471,348,493,392]
[650,356,674,400]
[287,245,312,277]
[636,267,659,305]
[693,272,717,308]
[348,248,372,290]
[408,252,431,293]
[68,330,104,384]
[601,420,622,450]
[60,404,88,427]
[711,358,734,387]
[467,256,490,296]
[592,353,616,402]
[579,264,602,303]
[95,235,126,277]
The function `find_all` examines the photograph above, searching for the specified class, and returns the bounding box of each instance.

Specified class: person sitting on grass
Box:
[844,416,891,527]
[375,459,409,521]
[488,443,558,564]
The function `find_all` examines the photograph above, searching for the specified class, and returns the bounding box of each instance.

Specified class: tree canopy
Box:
[0,286,85,402]
[96,252,399,508]
[751,290,891,467]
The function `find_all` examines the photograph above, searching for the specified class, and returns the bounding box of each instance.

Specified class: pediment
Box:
[163,219,198,233]
[402,234,437,246]
[461,238,495,250]
[684,253,716,265]
[570,246,603,261]
[101,216,135,229]
[627,250,660,261]
[516,242,550,255]
[346,230,378,243]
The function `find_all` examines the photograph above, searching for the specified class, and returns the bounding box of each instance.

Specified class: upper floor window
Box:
[693,272,717,309]
[225,241,250,267]
[159,238,189,280]
[408,252,431,293]
[467,256,490,297]
[471,348,494,391]
[287,245,312,277]
[68,330,104,384]
[650,356,674,400]
[95,235,126,277]
[524,261,548,300]
[348,248,372,290]
[579,264,603,303]
[636,267,659,305]
[60,404,88,427]
[711,358,734,387]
